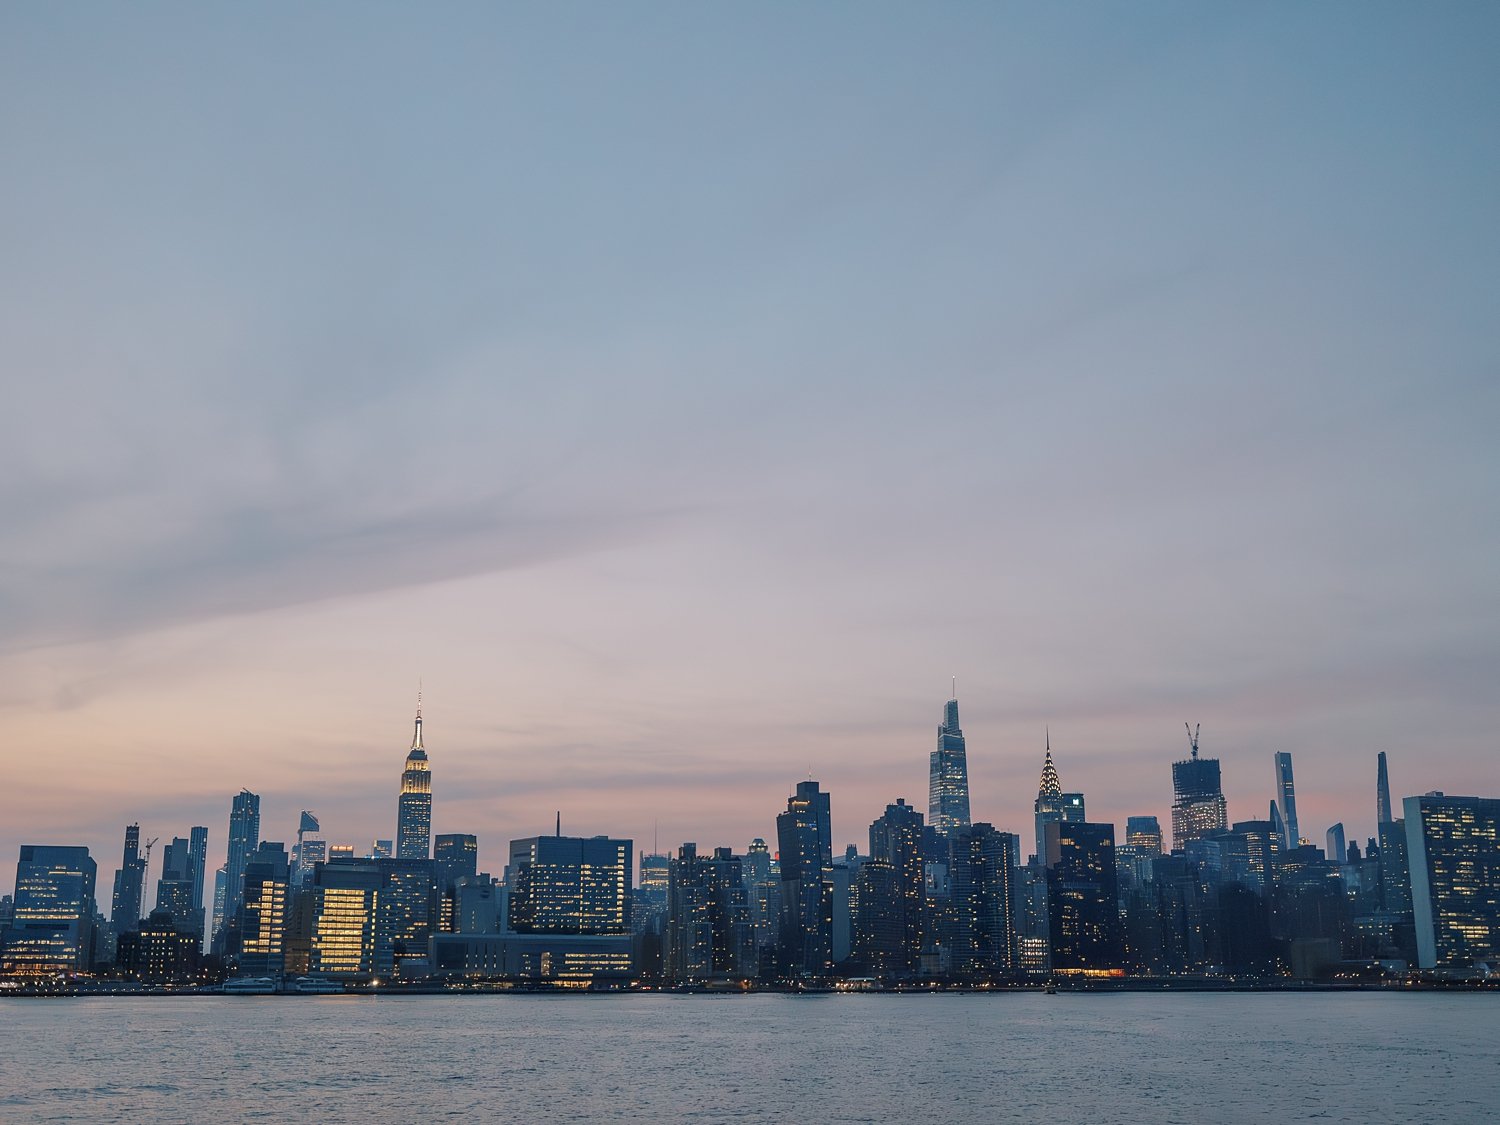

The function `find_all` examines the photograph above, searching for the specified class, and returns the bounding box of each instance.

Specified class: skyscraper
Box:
[217,790,260,952]
[155,837,200,935]
[1171,725,1228,851]
[927,693,971,836]
[1377,752,1394,826]
[947,823,1018,979]
[188,826,208,936]
[1044,821,1123,971]
[1033,734,1066,861]
[1404,794,1499,970]
[233,842,290,977]
[109,824,146,940]
[862,798,925,974]
[396,703,432,861]
[1326,823,1347,864]
[777,779,833,979]
[1274,751,1299,850]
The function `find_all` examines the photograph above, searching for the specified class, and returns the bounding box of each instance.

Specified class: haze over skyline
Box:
[2,4,1497,888]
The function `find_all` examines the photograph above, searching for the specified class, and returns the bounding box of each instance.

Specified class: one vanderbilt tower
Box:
[928,683,972,836]
[396,694,433,860]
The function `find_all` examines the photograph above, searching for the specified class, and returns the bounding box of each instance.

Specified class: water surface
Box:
[0,992,1493,1123]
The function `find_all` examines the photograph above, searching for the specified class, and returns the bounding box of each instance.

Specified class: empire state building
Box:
[396,702,432,860]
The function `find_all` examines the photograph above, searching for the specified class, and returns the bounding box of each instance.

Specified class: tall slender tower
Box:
[109,824,147,935]
[1274,751,1299,850]
[396,700,432,860]
[1033,733,1065,861]
[927,690,971,836]
[1376,752,1393,825]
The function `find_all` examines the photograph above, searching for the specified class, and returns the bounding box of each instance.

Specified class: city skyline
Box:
[0,687,1472,902]
[2,6,1497,893]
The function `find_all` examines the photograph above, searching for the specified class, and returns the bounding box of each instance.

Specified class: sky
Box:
[2,4,1497,894]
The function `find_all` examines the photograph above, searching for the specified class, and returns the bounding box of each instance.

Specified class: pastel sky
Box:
[2,4,1497,894]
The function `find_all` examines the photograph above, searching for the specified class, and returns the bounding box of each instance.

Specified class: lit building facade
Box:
[234,842,290,977]
[1033,737,1066,861]
[2,846,97,975]
[507,835,632,935]
[928,696,971,836]
[396,706,432,860]
[1404,794,1500,970]
[309,860,382,977]
[1171,752,1228,852]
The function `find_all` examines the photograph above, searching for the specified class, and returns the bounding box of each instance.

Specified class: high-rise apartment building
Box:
[1171,726,1228,851]
[1274,752,1300,851]
[396,705,432,860]
[1326,823,1347,864]
[862,798,925,974]
[664,844,755,983]
[1404,794,1499,970]
[777,780,833,978]
[155,836,200,935]
[947,823,1018,979]
[927,695,971,836]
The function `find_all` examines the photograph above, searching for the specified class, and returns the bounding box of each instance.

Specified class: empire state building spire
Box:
[396,691,432,860]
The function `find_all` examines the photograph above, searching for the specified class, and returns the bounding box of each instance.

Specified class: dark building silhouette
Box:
[1045,820,1122,971]
[776,780,833,979]
[664,844,754,983]
[858,798,924,975]
[947,823,1018,979]
[117,908,201,982]
[108,824,146,952]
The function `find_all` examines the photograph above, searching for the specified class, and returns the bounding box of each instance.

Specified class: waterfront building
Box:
[1171,728,1228,851]
[1274,751,1300,851]
[233,842,290,977]
[309,859,382,977]
[1404,794,1500,970]
[864,798,930,972]
[664,844,755,983]
[1045,821,1122,971]
[396,704,432,860]
[928,694,972,836]
[947,823,1018,979]
[776,780,834,979]
[507,834,632,935]
[1,846,97,975]
[116,907,201,982]
[429,932,632,984]
[375,856,437,974]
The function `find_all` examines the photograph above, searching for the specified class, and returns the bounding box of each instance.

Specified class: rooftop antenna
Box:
[653,820,659,856]
[1185,722,1200,760]
[951,676,956,700]
[555,811,561,837]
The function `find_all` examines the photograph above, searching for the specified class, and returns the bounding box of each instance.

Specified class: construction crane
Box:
[1184,722,1200,760]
